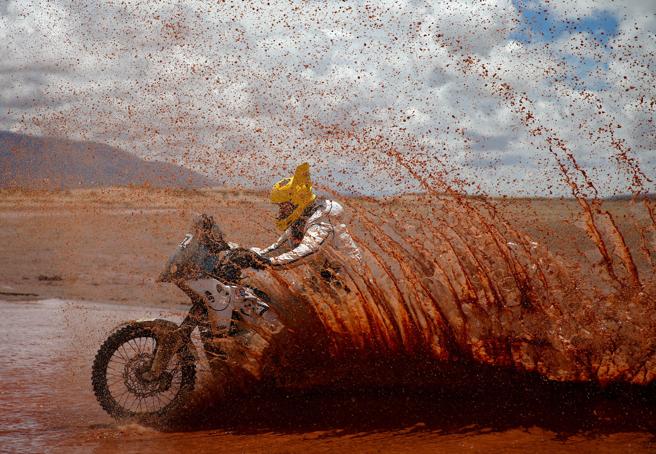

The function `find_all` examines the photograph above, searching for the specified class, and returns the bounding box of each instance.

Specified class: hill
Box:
[0,131,216,188]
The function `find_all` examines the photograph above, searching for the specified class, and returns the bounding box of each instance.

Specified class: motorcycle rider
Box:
[250,162,361,274]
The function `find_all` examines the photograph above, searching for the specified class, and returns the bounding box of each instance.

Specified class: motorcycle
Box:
[91,214,281,421]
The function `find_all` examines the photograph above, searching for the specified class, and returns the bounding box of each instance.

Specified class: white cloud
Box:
[539,0,655,21]
[0,0,654,196]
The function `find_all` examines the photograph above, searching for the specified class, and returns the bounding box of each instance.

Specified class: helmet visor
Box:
[276,201,296,221]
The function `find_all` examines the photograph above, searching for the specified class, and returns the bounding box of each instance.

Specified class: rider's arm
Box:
[269,222,333,267]
[252,230,290,256]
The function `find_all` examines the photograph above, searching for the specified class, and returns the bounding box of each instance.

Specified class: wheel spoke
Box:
[119,344,133,362]
[106,363,125,374]
[127,339,140,355]
[114,347,129,363]
[141,337,150,354]
[123,393,134,412]
[154,391,163,409]
[126,339,137,355]
[108,377,126,388]
[109,353,127,365]
[132,338,144,355]
[97,332,191,417]
[117,389,130,409]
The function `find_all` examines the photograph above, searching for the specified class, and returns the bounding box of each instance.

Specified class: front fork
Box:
[146,279,276,378]
[146,300,205,379]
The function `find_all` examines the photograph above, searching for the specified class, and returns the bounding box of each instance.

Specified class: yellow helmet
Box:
[271,162,317,231]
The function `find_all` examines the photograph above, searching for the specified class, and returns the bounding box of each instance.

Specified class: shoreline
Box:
[0,297,190,312]
[1,186,653,318]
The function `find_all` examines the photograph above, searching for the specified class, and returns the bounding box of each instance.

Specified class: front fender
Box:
[106,318,199,361]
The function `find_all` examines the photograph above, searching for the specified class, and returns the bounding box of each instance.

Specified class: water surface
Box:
[1,299,654,453]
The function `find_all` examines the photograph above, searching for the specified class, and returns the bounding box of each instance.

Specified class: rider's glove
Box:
[224,248,271,270]
[214,257,241,282]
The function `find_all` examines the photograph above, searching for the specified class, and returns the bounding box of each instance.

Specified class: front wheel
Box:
[91,321,196,421]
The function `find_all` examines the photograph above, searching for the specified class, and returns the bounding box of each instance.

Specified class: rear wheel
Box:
[92,321,196,421]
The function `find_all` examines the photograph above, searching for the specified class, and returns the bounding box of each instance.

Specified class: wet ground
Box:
[1,298,655,453]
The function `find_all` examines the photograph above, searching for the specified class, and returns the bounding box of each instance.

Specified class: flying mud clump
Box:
[236,191,656,389]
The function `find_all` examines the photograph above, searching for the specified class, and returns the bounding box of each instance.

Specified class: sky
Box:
[0,0,654,196]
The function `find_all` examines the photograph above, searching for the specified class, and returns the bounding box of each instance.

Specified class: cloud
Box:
[0,0,654,196]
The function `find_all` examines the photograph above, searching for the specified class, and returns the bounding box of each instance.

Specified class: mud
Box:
[2,0,655,450]
[2,298,656,453]
[237,193,656,388]
[2,189,656,451]
[2,189,655,387]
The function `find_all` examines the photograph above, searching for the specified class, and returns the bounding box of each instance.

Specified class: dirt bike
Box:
[91,214,280,421]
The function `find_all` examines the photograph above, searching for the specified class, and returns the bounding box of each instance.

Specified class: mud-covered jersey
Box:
[256,199,362,267]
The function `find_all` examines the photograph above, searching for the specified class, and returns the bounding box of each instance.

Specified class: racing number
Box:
[179,233,193,249]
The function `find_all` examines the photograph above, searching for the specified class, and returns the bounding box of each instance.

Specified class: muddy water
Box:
[242,195,656,389]
[0,299,185,452]
[1,299,655,453]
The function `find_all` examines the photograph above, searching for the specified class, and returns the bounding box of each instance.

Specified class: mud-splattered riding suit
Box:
[253,199,362,273]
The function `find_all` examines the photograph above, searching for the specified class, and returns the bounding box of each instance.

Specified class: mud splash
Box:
[214,67,656,389]
[4,299,656,452]
[235,192,654,390]
[219,34,656,390]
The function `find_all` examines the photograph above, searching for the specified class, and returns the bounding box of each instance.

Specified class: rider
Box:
[250,162,362,278]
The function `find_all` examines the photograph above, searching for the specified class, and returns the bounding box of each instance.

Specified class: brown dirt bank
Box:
[3,187,656,452]
[2,187,655,387]
[1,187,651,306]
[0,187,275,306]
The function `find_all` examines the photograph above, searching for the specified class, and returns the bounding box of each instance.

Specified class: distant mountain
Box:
[604,193,656,201]
[0,131,216,188]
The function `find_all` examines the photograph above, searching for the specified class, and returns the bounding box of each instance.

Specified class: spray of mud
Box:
[176,30,656,405]
[169,189,656,431]
[180,153,656,421]
[231,195,654,388]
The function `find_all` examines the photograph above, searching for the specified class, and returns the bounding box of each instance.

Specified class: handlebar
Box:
[210,248,269,285]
